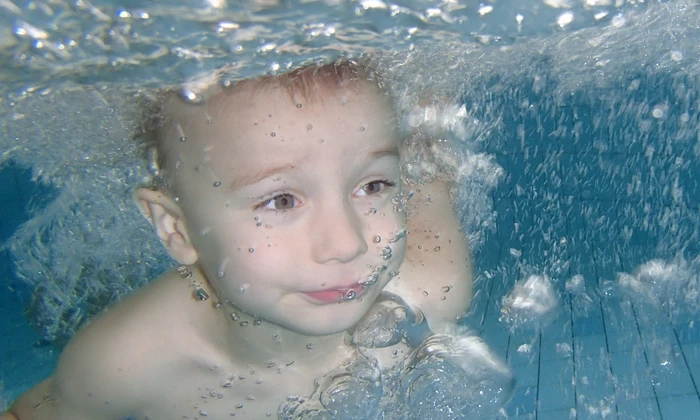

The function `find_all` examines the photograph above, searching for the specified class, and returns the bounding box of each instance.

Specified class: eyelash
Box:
[254,179,397,213]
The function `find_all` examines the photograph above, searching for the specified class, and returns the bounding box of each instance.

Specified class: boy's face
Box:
[165,81,407,336]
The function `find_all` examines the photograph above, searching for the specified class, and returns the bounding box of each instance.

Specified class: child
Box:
[3,59,472,419]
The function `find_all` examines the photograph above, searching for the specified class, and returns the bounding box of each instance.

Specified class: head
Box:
[135,60,408,336]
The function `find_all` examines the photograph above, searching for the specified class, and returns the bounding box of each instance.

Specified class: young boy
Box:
[3,60,472,419]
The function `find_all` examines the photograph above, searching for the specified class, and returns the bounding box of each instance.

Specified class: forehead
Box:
[162,80,399,177]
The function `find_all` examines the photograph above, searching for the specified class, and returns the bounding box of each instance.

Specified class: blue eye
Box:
[358,180,396,196]
[260,194,296,211]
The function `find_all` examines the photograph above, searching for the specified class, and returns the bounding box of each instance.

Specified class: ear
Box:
[133,187,199,265]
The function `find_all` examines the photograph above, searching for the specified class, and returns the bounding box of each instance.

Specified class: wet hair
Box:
[137,59,381,191]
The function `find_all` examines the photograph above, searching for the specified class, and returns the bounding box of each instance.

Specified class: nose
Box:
[311,197,368,264]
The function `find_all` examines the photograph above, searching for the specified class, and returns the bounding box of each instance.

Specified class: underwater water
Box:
[1,0,700,418]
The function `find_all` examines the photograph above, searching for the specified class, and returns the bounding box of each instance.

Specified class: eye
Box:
[357,180,396,196]
[260,194,296,211]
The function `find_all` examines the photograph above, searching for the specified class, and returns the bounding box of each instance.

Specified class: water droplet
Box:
[195,165,202,171]
[239,321,249,326]
[213,181,222,187]
[221,79,232,88]
[256,222,262,227]
[373,235,381,243]
[417,245,423,250]
[270,132,276,137]
[296,103,302,108]
[422,291,429,296]
[318,138,325,143]
[306,343,314,349]
[207,119,212,124]
[199,409,208,416]
[366,208,377,215]
[179,136,187,142]
[440,296,447,300]
[217,270,225,278]
[343,289,357,300]
[254,319,262,326]
[306,124,313,130]
[231,312,240,320]
[433,246,441,253]
[267,360,276,368]
[248,247,255,253]
[441,285,452,293]
[358,126,365,132]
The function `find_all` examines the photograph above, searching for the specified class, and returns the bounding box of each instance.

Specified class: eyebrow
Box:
[228,145,400,191]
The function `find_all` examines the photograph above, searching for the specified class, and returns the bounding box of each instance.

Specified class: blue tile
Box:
[508,334,540,366]
[610,350,648,376]
[573,313,606,336]
[613,372,656,401]
[606,329,643,354]
[512,362,539,387]
[537,407,575,420]
[651,364,697,398]
[537,382,575,412]
[577,403,618,420]
[540,339,573,362]
[574,334,608,358]
[657,394,700,420]
[616,398,661,420]
[683,342,700,367]
[539,358,574,385]
[505,385,537,417]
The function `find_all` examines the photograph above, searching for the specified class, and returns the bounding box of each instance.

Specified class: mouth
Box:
[302,283,369,304]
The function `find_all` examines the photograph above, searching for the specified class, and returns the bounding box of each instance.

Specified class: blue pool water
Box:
[2,0,700,418]
[2,72,700,417]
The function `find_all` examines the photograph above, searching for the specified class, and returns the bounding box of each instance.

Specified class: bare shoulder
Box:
[10,270,221,419]
[386,179,473,328]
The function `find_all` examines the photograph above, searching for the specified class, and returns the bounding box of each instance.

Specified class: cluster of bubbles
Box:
[281,292,514,419]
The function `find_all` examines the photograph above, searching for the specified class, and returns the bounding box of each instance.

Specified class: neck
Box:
[192,265,353,369]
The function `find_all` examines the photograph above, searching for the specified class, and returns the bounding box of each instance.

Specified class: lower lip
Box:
[303,285,366,303]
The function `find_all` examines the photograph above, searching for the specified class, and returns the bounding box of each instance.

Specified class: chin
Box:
[287,304,372,337]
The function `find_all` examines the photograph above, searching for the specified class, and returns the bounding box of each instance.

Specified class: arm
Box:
[385,179,473,330]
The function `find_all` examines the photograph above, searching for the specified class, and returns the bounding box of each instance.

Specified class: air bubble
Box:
[179,136,187,142]
[440,296,447,300]
[231,312,240,321]
[381,246,392,260]
[214,181,222,187]
[271,132,276,137]
[389,227,407,243]
[441,285,452,293]
[306,343,314,349]
[358,126,365,132]
[433,246,441,253]
[179,88,202,103]
[296,103,303,108]
[373,235,381,243]
[239,321,249,326]
[422,291,429,296]
[307,124,313,130]
[248,247,255,253]
[366,208,377,215]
